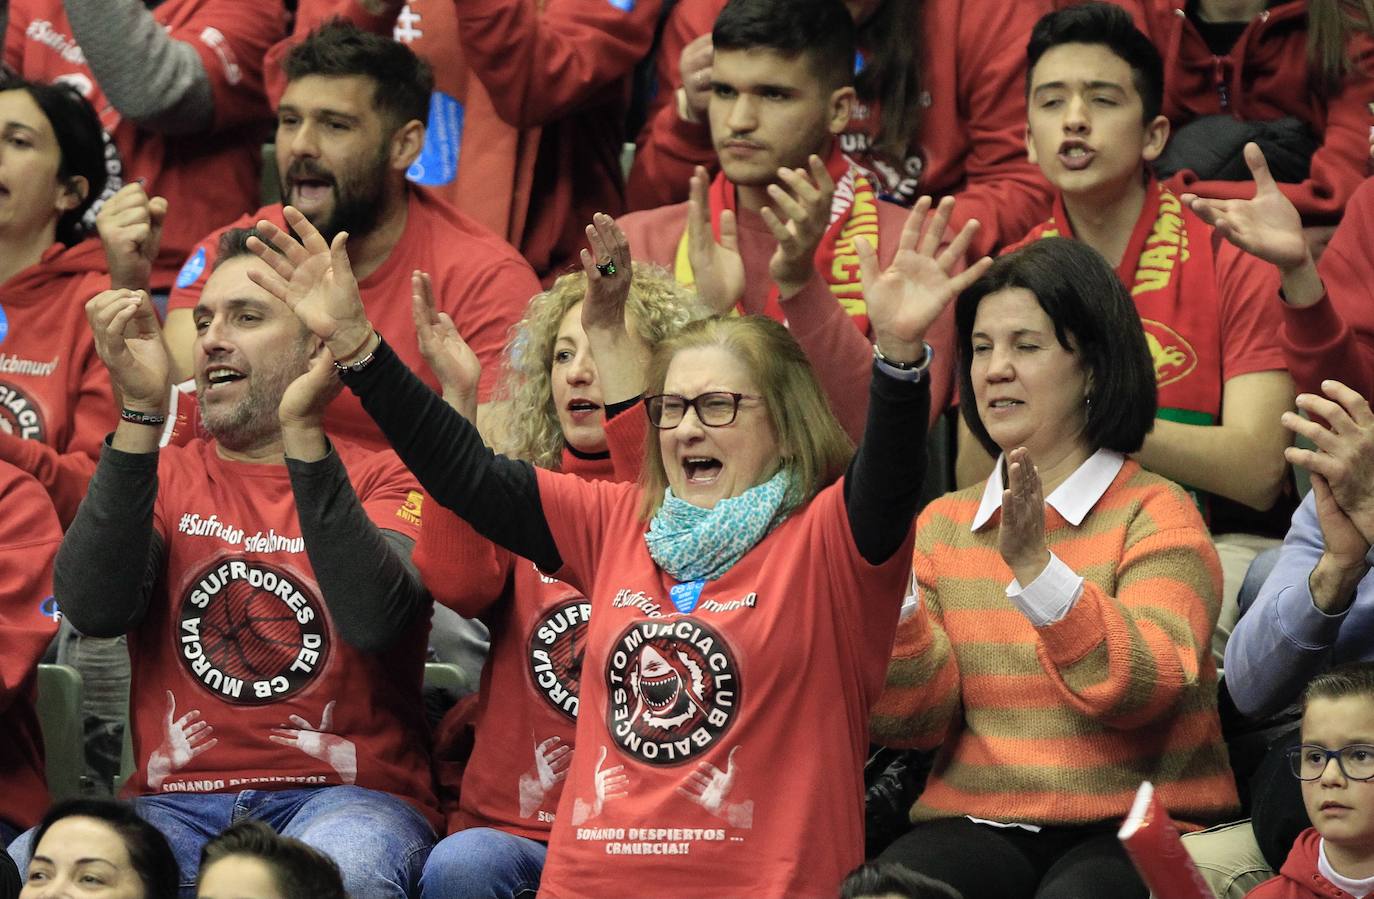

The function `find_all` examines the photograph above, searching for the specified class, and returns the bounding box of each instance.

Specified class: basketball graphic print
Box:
[178,559,329,705]
[528,598,591,719]
[605,617,740,765]
[0,382,46,442]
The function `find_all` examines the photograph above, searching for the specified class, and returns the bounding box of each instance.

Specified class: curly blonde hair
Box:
[496,265,704,469]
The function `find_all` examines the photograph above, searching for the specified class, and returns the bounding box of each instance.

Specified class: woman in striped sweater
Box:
[873,237,1239,899]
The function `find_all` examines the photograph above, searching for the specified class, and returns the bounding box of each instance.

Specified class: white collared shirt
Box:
[968,448,1127,627]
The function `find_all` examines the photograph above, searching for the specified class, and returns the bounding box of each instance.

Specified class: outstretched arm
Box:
[846,197,992,564]
[245,207,562,571]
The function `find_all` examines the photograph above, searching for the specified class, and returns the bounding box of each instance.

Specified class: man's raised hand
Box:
[246,207,373,360]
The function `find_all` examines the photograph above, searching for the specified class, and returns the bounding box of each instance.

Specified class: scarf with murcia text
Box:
[673,145,879,332]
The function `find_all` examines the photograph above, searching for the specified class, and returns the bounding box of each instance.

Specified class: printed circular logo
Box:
[527,598,591,720]
[605,617,740,765]
[178,559,329,705]
[1141,318,1199,387]
[0,382,46,441]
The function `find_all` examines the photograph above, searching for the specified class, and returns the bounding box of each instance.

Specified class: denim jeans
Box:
[420,827,547,899]
[9,786,434,898]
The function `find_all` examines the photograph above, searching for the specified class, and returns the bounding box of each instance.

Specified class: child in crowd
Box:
[196,820,346,899]
[841,862,964,899]
[1248,663,1374,898]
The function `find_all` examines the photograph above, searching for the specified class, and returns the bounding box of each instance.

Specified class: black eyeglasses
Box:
[1287,744,1374,781]
[643,392,762,429]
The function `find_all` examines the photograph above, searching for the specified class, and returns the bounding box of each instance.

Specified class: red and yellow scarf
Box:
[1007,180,1223,428]
[673,146,879,332]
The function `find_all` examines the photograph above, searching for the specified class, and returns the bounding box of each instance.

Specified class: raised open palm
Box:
[859,196,992,357]
[247,207,371,355]
[1183,143,1308,271]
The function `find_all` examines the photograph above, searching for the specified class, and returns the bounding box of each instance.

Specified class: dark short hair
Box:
[1026,2,1164,122]
[213,227,282,271]
[0,72,108,245]
[712,0,857,91]
[31,799,179,899]
[841,862,964,899]
[1304,662,1374,713]
[956,237,1157,458]
[200,820,346,899]
[282,20,433,130]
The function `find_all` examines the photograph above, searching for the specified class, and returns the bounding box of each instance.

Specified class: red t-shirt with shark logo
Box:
[529,470,912,899]
[120,437,440,828]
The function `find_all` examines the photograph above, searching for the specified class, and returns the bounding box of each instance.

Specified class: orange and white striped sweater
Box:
[872,459,1239,828]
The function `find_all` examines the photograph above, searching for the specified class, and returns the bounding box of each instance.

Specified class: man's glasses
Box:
[1287,744,1374,781]
[644,392,762,429]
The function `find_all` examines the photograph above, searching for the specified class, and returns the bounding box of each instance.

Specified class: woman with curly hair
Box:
[409,215,704,899]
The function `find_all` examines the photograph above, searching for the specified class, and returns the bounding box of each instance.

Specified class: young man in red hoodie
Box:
[1249,663,1374,899]
[614,0,960,439]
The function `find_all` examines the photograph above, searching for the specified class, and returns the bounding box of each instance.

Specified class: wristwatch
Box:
[872,342,933,382]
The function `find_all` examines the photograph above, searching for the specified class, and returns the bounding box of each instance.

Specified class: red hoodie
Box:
[1098,0,1374,225]
[0,461,62,830]
[625,0,1053,258]
[0,239,114,528]
[274,0,661,281]
[4,0,284,289]
[1248,828,1364,899]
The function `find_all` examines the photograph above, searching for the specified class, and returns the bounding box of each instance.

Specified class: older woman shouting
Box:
[873,238,1239,899]
[244,196,990,899]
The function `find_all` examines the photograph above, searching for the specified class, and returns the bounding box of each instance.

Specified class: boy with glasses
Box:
[1249,663,1374,898]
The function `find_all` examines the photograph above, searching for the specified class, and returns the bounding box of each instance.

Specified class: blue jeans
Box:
[420,827,547,899]
[9,786,434,898]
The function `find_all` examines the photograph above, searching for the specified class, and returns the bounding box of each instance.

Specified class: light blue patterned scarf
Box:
[645,469,793,582]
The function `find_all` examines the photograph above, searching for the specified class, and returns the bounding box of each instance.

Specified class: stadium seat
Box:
[35,664,85,801]
[425,661,473,697]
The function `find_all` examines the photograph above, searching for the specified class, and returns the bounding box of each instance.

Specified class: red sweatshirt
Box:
[0,240,114,527]
[625,0,1053,258]
[0,461,62,830]
[1248,828,1363,899]
[4,0,284,289]
[277,0,661,280]
[1279,176,1374,396]
[1106,0,1374,224]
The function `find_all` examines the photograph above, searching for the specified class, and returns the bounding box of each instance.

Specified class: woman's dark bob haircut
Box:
[30,798,179,899]
[956,237,1157,458]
